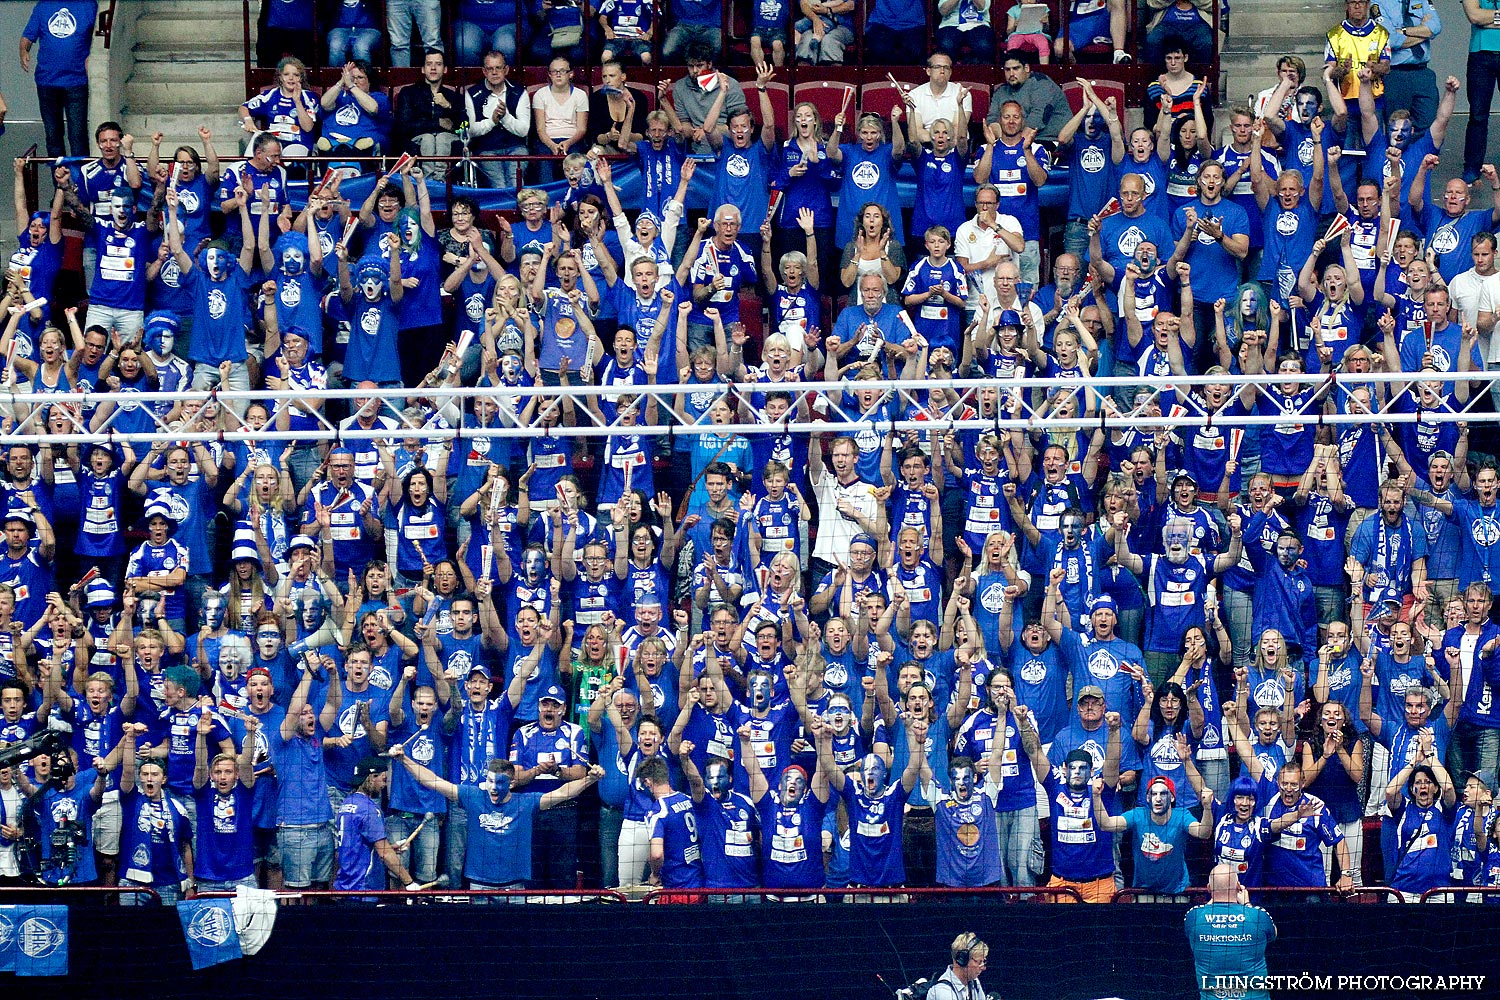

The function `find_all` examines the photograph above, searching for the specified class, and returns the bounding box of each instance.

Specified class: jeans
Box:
[1017,239,1041,286]
[1222,586,1255,670]
[1457,721,1500,793]
[199,875,260,893]
[598,804,623,888]
[1465,50,1500,182]
[278,823,334,887]
[864,23,922,64]
[995,805,1038,887]
[795,25,851,64]
[1145,20,1213,66]
[37,84,89,159]
[531,800,579,889]
[662,23,720,62]
[121,877,181,907]
[328,27,384,65]
[446,800,469,884]
[1196,754,1229,804]
[935,25,996,65]
[1383,65,1439,133]
[455,21,518,65]
[474,155,521,192]
[287,445,323,498]
[84,305,144,343]
[1062,218,1090,262]
[191,360,253,417]
[412,133,457,181]
[386,811,442,884]
[388,0,443,68]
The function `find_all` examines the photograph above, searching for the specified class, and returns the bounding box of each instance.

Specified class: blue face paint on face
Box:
[523,548,547,583]
[705,762,731,797]
[749,674,772,710]
[205,247,231,280]
[779,767,806,805]
[486,770,511,798]
[1061,515,1083,546]
[952,765,976,801]
[861,754,888,793]
[1390,118,1414,149]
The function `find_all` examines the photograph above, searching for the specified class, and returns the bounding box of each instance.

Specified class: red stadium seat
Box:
[1061,81,1086,116]
[859,81,905,118]
[743,80,790,137]
[625,81,657,112]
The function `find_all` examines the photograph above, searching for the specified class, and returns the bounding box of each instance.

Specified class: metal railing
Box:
[1419,886,1500,903]
[641,885,1085,903]
[199,887,629,903]
[0,370,1488,449]
[1112,886,1408,904]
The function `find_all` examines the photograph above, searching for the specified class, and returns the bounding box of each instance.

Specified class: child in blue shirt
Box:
[751,0,791,67]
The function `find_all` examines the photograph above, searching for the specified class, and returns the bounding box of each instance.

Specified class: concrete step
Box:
[126,77,246,110]
[133,1,256,46]
[132,41,246,67]
[1230,3,1335,39]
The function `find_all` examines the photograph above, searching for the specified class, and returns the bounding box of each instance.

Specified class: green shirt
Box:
[1472,0,1500,53]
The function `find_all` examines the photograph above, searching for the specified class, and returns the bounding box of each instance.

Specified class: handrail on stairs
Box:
[96,0,117,48]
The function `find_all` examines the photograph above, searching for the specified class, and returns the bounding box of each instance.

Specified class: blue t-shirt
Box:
[646,791,705,888]
[1173,198,1249,305]
[89,221,151,311]
[187,264,253,365]
[1066,132,1115,220]
[120,787,190,886]
[333,791,389,890]
[834,144,900,246]
[457,784,541,885]
[1124,805,1194,893]
[270,726,333,826]
[1185,902,1276,1000]
[194,782,255,883]
[757,790,827,889]
[695,791,760,889]
[24,1,97,89]
[1043,773,1115,881]
[839,775,910,887]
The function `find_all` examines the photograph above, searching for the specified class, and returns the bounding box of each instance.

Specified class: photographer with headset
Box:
[930,932,991,1000]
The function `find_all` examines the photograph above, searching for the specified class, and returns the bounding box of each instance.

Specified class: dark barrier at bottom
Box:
[20,902,1500,1000]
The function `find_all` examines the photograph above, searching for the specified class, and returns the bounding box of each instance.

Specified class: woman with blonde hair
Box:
[772,102,837,291]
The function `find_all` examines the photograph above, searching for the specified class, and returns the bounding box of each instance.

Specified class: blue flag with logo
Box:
[0,905,69,976]
[178,897,242,970]
[0,905,15,973]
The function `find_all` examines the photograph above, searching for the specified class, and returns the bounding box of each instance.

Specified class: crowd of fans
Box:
[3,0,1500,905]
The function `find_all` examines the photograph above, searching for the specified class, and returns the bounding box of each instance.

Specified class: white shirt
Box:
[810,470,878,563]
[532,86,588,142]
[911,83,973,134]
[0,783,22,877]
[954,213,1023,305]
[1448,267,1500,362]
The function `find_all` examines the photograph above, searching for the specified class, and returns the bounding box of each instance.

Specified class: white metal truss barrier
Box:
[0,370,1491,445]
